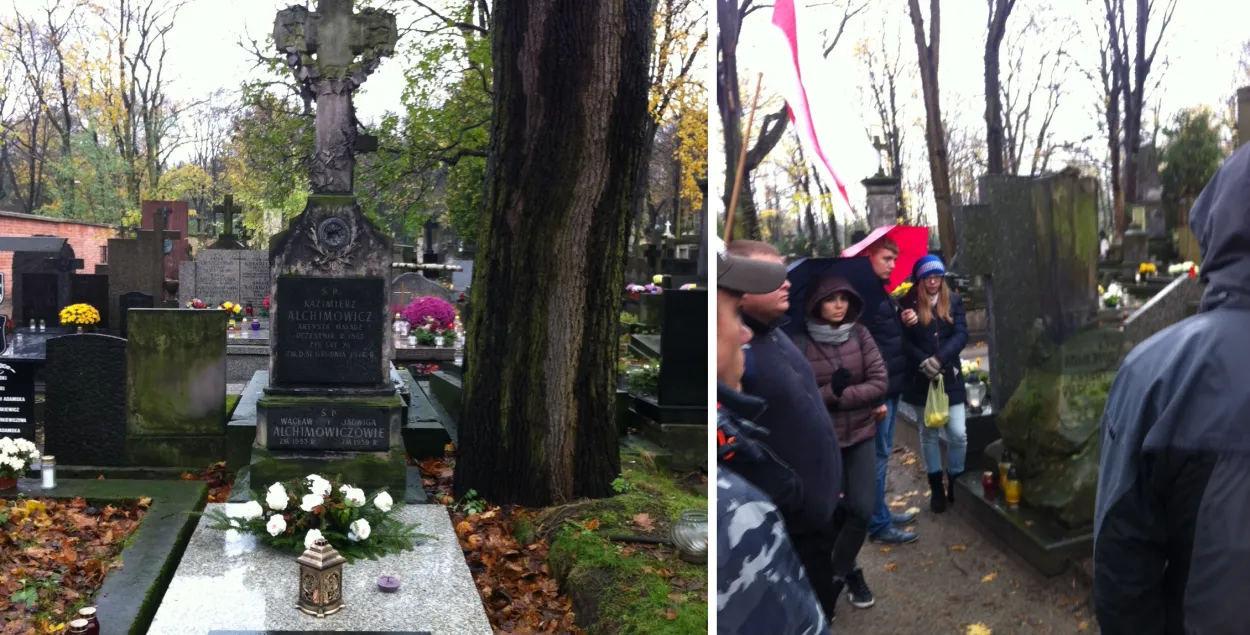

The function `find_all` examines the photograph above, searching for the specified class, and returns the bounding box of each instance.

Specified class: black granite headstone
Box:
[266,404,391,450]
[118,291,154,338]
[657,289,706,407]
[70,274,110,327]
[0,359,36,443]
[273,276,386,385]
[44,334,127,466]
[20,272,59,326]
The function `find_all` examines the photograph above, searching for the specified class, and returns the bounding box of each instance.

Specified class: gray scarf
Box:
[807,321,854,345]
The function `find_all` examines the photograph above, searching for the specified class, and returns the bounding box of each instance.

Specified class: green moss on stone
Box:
[258,393,403,408]
[127,310,227,436]
[248,444,407,493]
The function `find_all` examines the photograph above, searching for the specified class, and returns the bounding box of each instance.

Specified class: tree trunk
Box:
[907,0,956,258]
[455,0,651,506]
[984,0,1014,175]
[716,0,758,239]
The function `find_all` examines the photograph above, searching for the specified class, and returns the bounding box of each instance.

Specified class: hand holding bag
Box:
[924,375,950,428]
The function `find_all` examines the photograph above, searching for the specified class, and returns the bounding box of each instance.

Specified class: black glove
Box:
[829,368,852,397]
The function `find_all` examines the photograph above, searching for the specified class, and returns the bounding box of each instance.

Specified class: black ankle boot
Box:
[927,471,947,513]
[946,471,962,503]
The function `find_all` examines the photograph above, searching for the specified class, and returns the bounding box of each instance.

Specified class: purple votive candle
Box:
[377,575,401,593]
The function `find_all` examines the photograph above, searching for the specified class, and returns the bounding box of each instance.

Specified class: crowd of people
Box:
[716,234,968,633]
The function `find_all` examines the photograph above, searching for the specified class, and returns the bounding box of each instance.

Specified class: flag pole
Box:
[724,72,764,241]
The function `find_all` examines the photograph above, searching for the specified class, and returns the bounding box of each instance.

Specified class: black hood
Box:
[1190,142,1250,312]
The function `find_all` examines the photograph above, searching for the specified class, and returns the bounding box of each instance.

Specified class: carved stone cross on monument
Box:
[45,253,84,274]
[209,194,246,249]
[872,135,888,177]
[274,0,397,194]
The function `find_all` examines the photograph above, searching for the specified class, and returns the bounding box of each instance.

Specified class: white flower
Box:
[300,493,325,512]
[344,487,366,508]
[266,514,287,537]
[348,518,371,542]
[306,475,332,497]
[237,501,264,521]
[373,491,393,513]
[304,528,324,549]
[266,484,288,511]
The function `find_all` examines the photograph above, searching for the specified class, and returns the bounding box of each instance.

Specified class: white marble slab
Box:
[147,503,492,635]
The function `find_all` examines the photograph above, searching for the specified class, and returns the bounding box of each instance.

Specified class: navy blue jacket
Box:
[741,314,841,532]
[864,283,909,398]
[1094,142,1250,634]
[898,291,968,407]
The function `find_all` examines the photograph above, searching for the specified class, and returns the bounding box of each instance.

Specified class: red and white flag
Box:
[766,0,851,210]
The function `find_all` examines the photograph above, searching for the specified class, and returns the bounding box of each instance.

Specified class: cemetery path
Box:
[830,449,1095,635]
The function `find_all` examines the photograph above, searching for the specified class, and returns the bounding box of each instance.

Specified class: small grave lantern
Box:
[296,538,347,617]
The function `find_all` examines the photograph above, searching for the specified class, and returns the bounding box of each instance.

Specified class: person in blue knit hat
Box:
[898,254,969,513]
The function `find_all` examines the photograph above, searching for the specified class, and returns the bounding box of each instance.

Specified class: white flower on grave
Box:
[3,456,22,471]
[266,483,289,511]
[266,514,287,537]
[344,487,366,508]
[373,491,394,513]
[348,518,371,542]
[300,493,325,512]
[237,501,265,521]
[0,437,16,453]
[306,475,332,497]
[304,528,324,549]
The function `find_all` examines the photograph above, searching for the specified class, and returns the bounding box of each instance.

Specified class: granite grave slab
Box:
[44,333,128,466]
[146,503,493,635]
[180,249,270,307]
[0,359,36,443]
[272,277,386,386]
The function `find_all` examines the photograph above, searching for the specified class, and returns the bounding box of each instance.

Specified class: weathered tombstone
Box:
[44,334,127,466]
[126,309,228,467]
[251,0,404,493]
[1121,229,1149,267]
[10,239,78,325]
[139,200,192,283]
[179,249,270,307]
[862,173,901,229]
[108,227,178,330]
[118,291,154,339]
[0,359,36,444]
[960,173,1121,529]
[391,270,453,308]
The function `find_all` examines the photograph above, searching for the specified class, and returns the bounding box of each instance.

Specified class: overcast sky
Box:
[716,0,1250,229]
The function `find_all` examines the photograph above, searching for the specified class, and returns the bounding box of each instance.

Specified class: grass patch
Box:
[545,446,707,634]
[225,394,241,418]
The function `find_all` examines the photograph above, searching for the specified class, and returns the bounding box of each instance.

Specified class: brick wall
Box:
[0,211,118,318]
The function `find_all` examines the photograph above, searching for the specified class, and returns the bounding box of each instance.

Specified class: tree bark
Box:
[907,0,956,258]
[456,0,652,506]
[984,0,1014,175]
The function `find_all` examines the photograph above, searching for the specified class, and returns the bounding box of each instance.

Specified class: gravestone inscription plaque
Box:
[273,277,385,385]
[0,361,36,443]
[265,404,391,451]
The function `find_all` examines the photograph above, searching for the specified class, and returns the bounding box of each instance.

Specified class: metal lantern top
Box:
[298,538,347,571]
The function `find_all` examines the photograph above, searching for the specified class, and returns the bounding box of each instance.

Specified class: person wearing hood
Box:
[898,255,969,513]
[715,236,832,635]
[793,274,888,614]
[1093,142,1250,634]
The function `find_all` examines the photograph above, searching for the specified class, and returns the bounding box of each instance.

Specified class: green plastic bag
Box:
[924,375,950,429]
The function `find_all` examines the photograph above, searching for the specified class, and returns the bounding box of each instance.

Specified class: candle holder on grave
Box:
[296,538,346,617]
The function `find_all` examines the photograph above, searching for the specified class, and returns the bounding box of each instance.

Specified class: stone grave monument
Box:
[0,359,36,444]
[8,238,79,326]
[391,270,453,307]
[179,195,270,310]
[139,200,193,284]
[960,172,1125,533]
[44,333,128,466]
[108,225,180,328]
[118,291,154,339]
[126,309,228,467]
[248,0,406,494]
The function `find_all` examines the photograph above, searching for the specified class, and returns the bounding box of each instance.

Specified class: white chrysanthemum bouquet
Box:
[197,474,431,561]
[0,436,40,479]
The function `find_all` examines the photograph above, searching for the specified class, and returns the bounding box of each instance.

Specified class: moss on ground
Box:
[225,394,241,418]
[545,447,707,634]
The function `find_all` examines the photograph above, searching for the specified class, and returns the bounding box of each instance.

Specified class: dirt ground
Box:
[831,447,1096,635]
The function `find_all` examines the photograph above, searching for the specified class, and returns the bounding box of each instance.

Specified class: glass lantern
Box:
[966,380,987,415]
[296,538,346,617]
[670,510,707,564]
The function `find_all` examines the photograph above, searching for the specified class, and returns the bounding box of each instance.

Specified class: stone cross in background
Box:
[274,0,397,193]
[209,195,246,250]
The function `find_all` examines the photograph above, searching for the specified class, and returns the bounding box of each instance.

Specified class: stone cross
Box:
[44,253,84,274]
[872,135,888,177]
[274,0,398,194]
[214,195,241,237]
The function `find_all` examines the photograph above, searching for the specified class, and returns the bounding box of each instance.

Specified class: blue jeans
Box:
[867,396,899,537]
[902,402,968,475]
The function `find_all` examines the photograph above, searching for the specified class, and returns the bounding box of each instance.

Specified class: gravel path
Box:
[830,447,1096,635]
